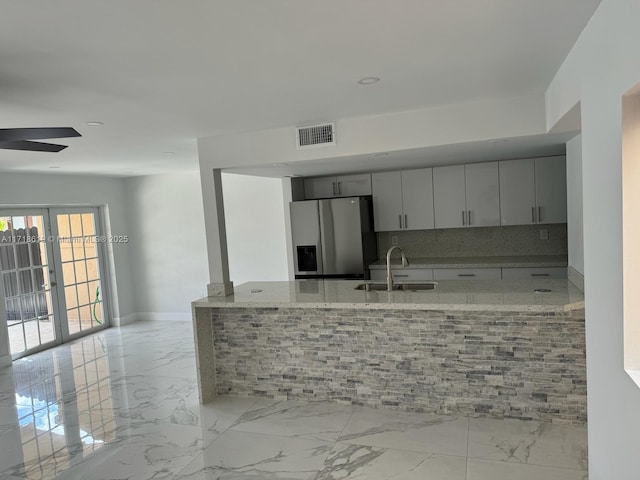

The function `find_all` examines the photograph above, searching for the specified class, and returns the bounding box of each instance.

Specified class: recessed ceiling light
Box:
[357,77,381,85]
[164,151,176,155]
[86,121,103,126]
[48,166,60,169]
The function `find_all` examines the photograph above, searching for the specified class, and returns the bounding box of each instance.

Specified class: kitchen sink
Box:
[355,282,437,292]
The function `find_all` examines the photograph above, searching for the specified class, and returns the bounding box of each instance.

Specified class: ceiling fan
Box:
[0,127,81,152]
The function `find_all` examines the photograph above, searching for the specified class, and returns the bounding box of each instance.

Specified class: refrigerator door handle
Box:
[319,200,336,273]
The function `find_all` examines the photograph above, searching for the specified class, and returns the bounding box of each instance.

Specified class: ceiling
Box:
[0,0,600,177]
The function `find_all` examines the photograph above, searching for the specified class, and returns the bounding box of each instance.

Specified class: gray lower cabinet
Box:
[433,268,502,280]
[370,266,567,281]
[370,268,433,282]
[501,267,567,280]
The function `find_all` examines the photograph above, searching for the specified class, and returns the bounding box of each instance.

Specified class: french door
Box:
[0,207,109,359]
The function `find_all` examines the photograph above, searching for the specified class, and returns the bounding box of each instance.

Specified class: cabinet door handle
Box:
[333,182,337,196]
[394,274,410,278]
[531,273,550,277]
[337,182,342,196]
[404,214,408,229]
[399,214,403,229]
[468,210,471,226]
[538,206,542,223]
[458,274,476,277]
[531,206,536,223]
[462,211,466,226]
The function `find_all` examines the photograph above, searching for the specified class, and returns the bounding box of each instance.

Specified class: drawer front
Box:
[370,268,433,282]
[501,267,567,280]
[433,268,502,280]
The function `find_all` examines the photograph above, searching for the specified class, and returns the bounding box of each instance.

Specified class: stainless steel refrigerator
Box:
[290,196,377,279]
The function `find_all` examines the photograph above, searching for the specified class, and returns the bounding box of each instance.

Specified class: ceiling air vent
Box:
[296,123,336,149]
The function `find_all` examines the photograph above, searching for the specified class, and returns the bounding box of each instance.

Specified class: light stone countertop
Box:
[368,255,568,269]
[192,279,584,313]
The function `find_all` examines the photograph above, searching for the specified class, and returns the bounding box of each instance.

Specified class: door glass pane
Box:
[62,262,76,285]
[86,259,99,281]
[81,214,95,235]
[25,318,41,350]
[39,315,55,344]
[8,324,25,353]
[3,271,17,297]
[65,286,78,309]
[60,241,73,262]
[77,284,90,307]
[68,308,80,336]
[73,241,85,261]
[74,261,87,284]
[88,281,103,328]
[78,306,92,329]
[84,241,97,259]
[70,214,83,237]
[0,245,16,269]
[1,214,58,357]
[57,214,71,238]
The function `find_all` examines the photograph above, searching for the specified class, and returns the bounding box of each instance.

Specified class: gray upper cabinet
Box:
[401,169,435,231]
[372,172,403,231]
[372,169,435,232]
[304,174,371,199]
[464,162,500,227]
[535,156,567,224]
[499,158,536,225]
[499,156,566,225]
[433,162,500,228]
[433,165,467,228]
[303,176,336,199]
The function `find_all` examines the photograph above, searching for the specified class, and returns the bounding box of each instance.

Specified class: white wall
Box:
[545,0,640,477]
[0,172,135,324]
[123,172,209,320]
[198,94,546,170]
[566,134,584,275]
[221,173,289,286]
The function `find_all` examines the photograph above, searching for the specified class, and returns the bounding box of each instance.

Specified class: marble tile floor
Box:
[0,320,588,480]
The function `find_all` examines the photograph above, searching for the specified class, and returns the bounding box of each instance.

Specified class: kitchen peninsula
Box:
[192,279,585,424]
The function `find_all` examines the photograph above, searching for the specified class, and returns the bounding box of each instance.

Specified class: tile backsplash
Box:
[376,224,567,258]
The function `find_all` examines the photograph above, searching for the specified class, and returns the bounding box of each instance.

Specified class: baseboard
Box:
[135,312,191,322]
[0,353,12,369]
[112,313,139,327]
[568,266,585,292]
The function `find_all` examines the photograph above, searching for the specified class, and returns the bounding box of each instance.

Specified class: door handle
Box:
[337,182,342,196]
[399,214,402,229]
[457,274,476,277]
[404,214,408,229]
[531,273,550,277]
[531,206,536,223]
[41,282,57,288]
[538,206,542,223]
[462,211,466,226]
[332,182,337,196]
[467,210,471,226]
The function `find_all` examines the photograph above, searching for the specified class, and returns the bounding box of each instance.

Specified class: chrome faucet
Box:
[386,246,410,291]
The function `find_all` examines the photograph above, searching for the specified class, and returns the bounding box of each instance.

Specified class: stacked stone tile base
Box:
[201,306,586,424]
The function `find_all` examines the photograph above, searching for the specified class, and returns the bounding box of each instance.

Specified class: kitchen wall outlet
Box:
[539,229,549,240]
[391,235,398,245]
